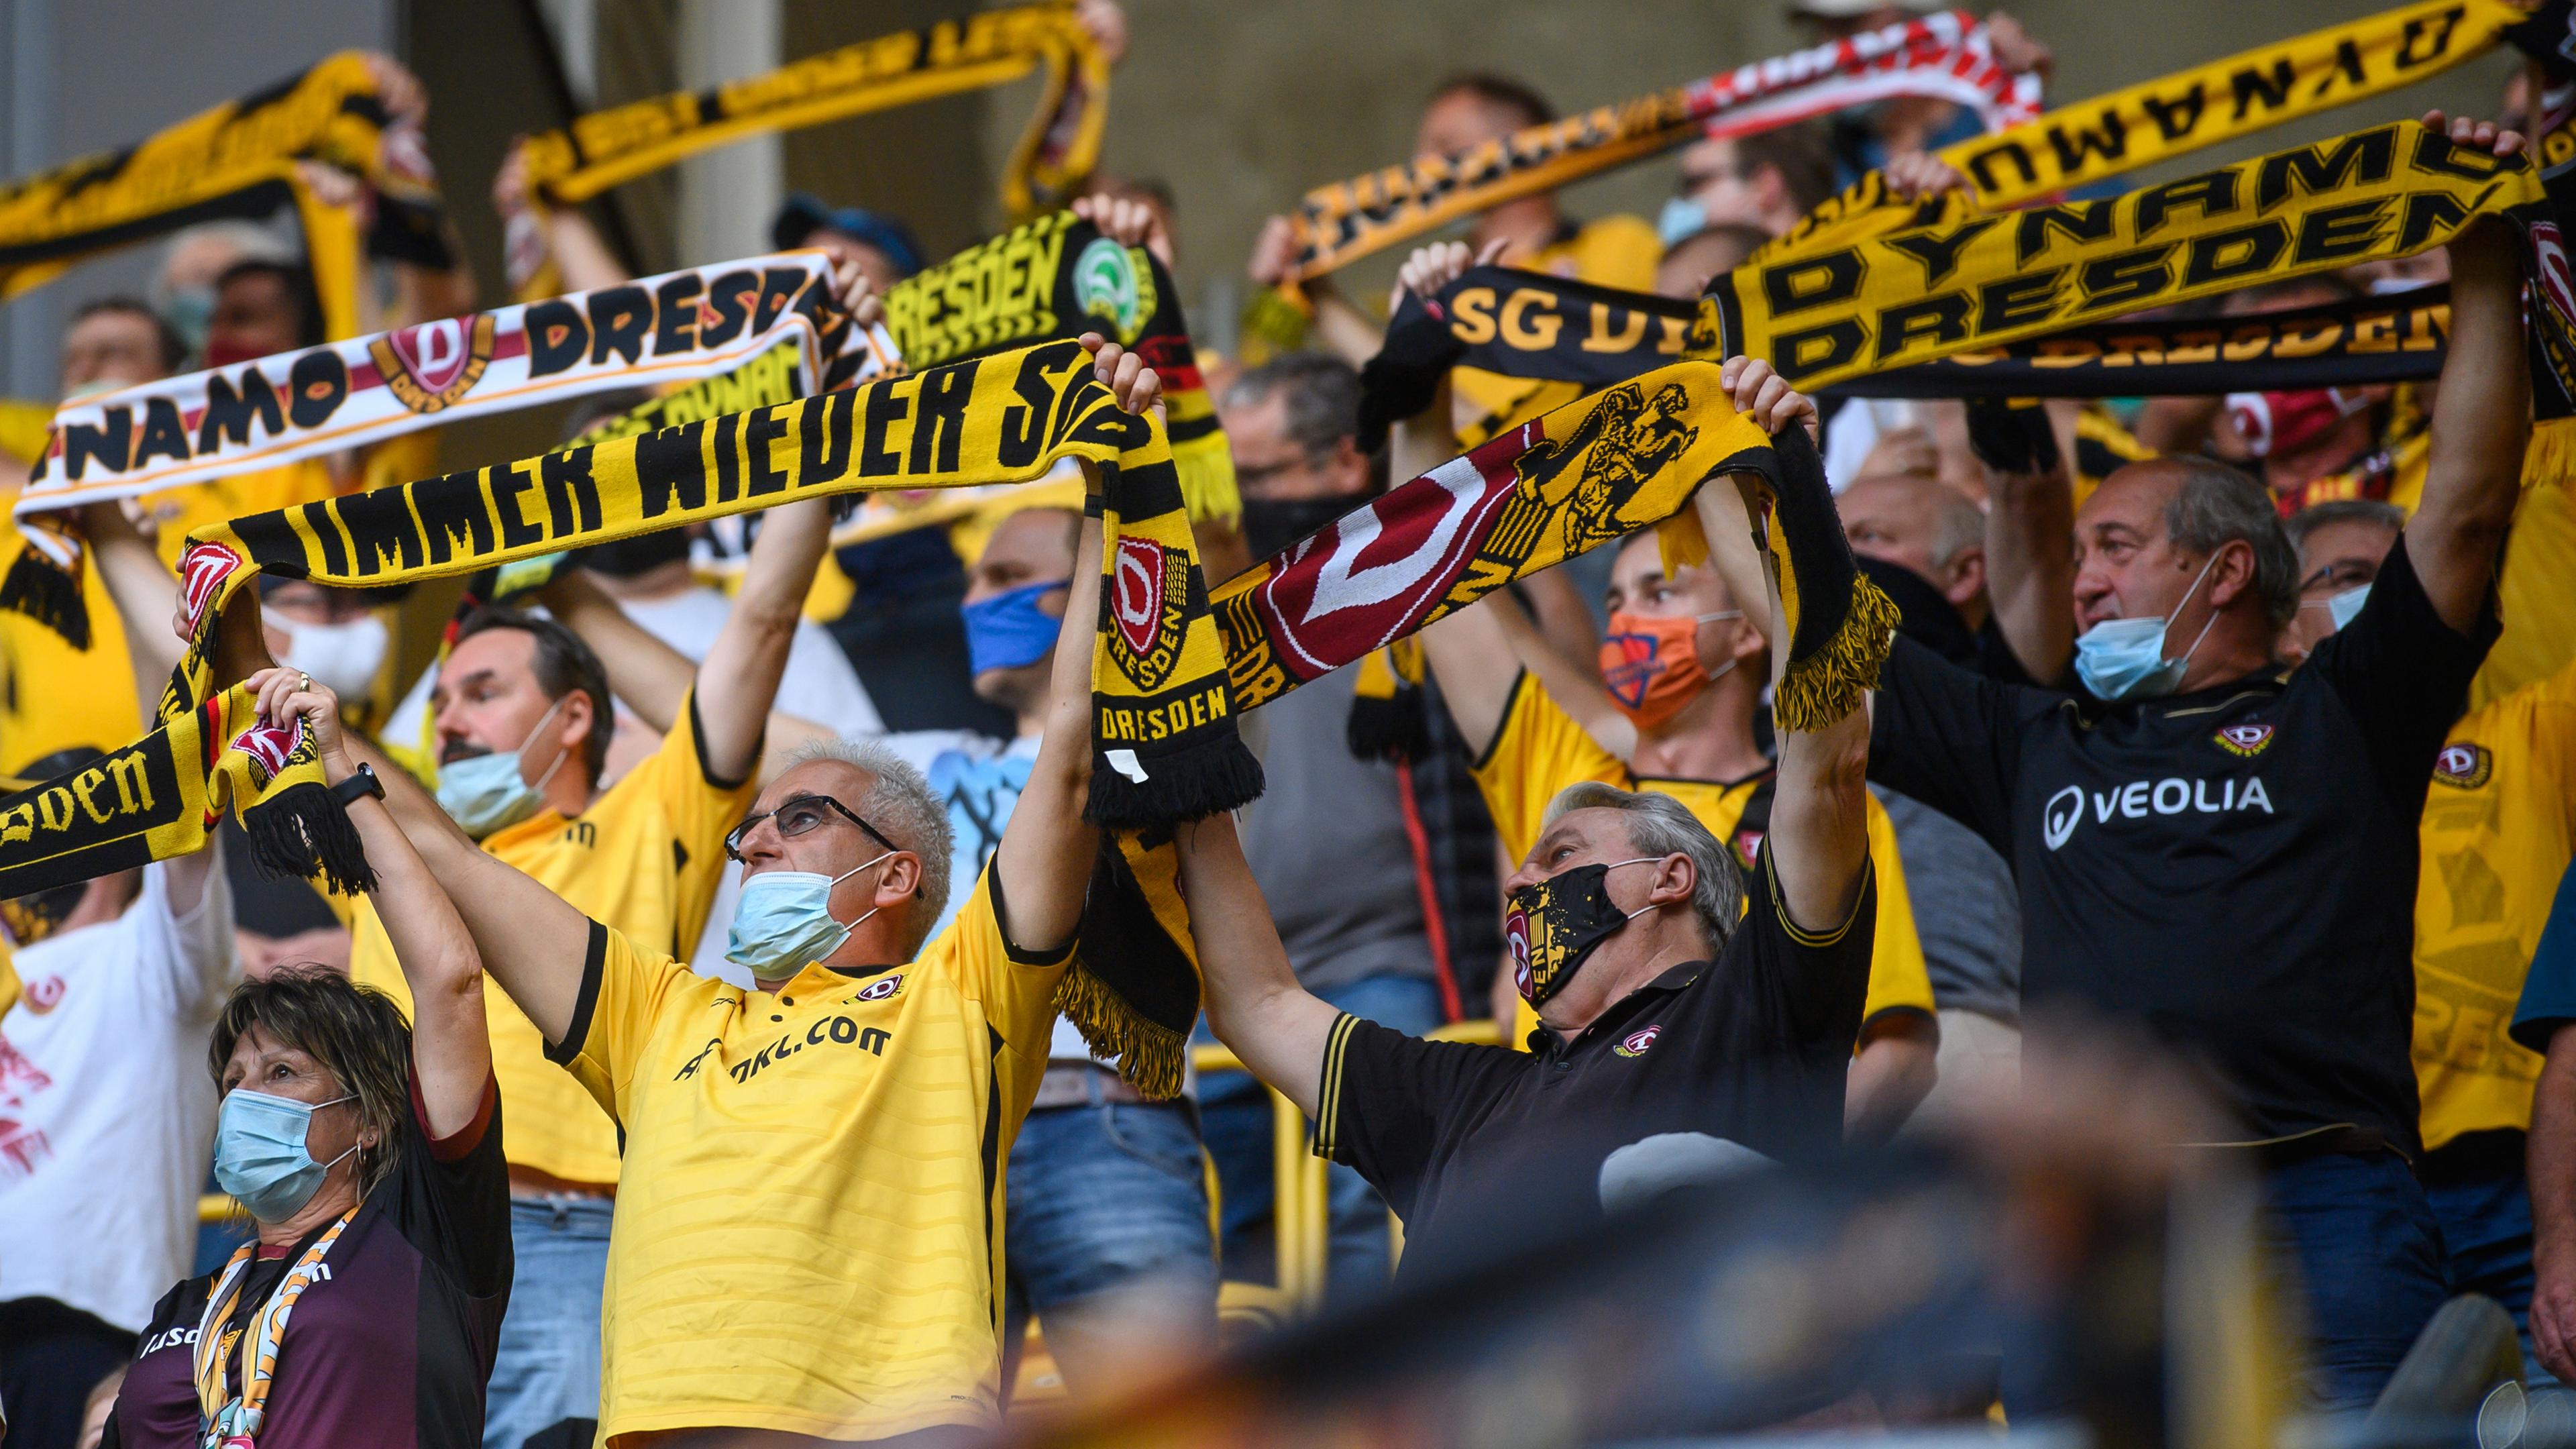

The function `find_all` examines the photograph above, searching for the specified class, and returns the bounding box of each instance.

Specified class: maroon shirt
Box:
[108,1072,508,1449]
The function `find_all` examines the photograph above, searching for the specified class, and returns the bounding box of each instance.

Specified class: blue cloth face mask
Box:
[1657,195,1708,248]
[435,695,570,839]
[727,851,893,980]
[961,580,1068,674]
[2073,551,2224,702]
[2301,584,2370,634]
[214,1089,357,1223]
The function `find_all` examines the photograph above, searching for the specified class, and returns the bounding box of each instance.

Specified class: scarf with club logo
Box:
[510,3,1106,299]
[1278,9,2041,286]
[0,52,447,341]
[1692,122,2553,393]
[1758,0,2527,268]
[1,254,894,645]
[883,209,1238,525]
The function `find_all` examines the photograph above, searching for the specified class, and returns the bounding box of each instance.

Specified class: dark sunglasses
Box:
[724,793,900,863]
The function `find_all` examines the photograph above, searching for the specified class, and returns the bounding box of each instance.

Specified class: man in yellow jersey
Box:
[2277,498,2576,1376]
[1180,357,1881,1280]
[323,335,1155,1445]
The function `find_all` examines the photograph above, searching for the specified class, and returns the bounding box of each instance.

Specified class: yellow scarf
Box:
[513,3,1107,299]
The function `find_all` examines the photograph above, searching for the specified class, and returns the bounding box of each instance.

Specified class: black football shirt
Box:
[1868,539,2493,1155]
[1315,848,1874,1280]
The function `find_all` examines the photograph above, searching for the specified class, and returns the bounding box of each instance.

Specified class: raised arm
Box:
[989,333,1156,953]
[263,667,493,1130]
[1969,399,2076,684]
[2407,113,2530,633]
[1173,810,1339,1116]
[78,501,182,710]
[543,566,835,769]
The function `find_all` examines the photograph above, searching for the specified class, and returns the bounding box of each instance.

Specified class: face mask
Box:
[435,694,570,839]
[1656,195,1709,248]
[2367,274,2434,296]
[2300,584,2370,635]
[1238,496,1356,559]
[2224,388,2371,459]
[727,851,892,979]
[214,1089,358,1223]
[2073,551,2223,702]
[1598,610,1741,731]
[164,288,215,356]
[1504,858,1656,1007]
[274,613,388,700]
[961,580,1069,674]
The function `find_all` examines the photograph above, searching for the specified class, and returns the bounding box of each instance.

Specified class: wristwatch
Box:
[331,761,385,808]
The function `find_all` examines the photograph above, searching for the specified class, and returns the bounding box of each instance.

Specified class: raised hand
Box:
[1079,332,1161,415]
[1718,355,1819,441]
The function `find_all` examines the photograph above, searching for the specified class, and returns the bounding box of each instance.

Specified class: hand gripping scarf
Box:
[1759,0,2528,266]
[1692,122,2548,393]
[1277,9,2041,286]
[0,52,440,340]
[511,3,1106,299]
[883,209,1238,525]
[1,253,895,645]
[1373,265,2455,421]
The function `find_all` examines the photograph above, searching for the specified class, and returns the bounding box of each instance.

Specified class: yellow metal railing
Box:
[1192,1016,1500,1311]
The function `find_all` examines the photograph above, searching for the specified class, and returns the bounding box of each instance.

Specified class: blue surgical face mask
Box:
[435,694,570,839]
[961,580,1067,675]
[2304,584,2370,633]
[727,851,892,980]
[1657,195,1709,248]
[214,1089,358,1223]
[2073,551,2224,702]
[164,287,215,358]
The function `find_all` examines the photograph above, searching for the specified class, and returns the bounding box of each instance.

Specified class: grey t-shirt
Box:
[1872,785,2021,1023]
[1240,667,1434,993]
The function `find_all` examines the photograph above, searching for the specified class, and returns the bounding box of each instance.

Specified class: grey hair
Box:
[1223,351,1363,463]
[784,737,954,951]
[2157,456,2302,625]
[1540,782,1743,948]
[2285,498,2407,553]
[1928,486,1985,571]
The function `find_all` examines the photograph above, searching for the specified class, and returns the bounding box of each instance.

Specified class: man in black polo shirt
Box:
[1865,117,2531,1408]
[1175,362,1880,1281]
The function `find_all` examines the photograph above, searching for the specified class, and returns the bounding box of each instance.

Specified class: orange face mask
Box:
[1598,610,1741,730]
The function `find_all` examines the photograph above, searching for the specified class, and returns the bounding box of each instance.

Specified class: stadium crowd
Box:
[3,0,2576,1445]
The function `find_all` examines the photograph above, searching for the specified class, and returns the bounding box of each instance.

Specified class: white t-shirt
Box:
[0,855,236,1332]
[616,587,883,735]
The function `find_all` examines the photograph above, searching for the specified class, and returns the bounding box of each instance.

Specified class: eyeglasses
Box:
[724,794,900,863]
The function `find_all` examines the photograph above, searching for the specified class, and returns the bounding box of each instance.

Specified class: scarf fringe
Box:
[1774,574,1898,734]
[1082,733,1265,830]
[1347,685,1430,763]
[241,781,378,896]
[1051,963,1185,1100]
[0,547,89,648]
[1169,431,1242,527]
[2525,415,2576,490]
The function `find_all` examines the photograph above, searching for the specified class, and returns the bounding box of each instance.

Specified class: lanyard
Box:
[190,1205,359,1449]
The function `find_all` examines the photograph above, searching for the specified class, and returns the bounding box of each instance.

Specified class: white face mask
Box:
[275,613,388,700]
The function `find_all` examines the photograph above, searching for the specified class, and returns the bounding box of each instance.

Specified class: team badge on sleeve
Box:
[2213,722,2275,757]
[2433,743,2491,789]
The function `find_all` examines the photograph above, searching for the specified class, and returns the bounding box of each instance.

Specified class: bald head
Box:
[1839,474,1988,619]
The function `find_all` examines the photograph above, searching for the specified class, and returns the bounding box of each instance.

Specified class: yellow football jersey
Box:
[1454,213,1665,448]
[350,693,753,1185]
[2471,478,2576,712]
[1474,672,1935,1049]
[561,869,1067,1444]
[0,536,139,773]
[2412,661,2576,1150]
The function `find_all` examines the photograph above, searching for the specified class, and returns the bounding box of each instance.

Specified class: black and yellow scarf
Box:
[1694,123,2543,392]
[1760,0,2526,267]
[513,2,1106,299]
[884,209,1237,523]
[0,52,435,339]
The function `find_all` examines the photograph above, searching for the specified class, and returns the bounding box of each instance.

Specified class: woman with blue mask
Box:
[111,667,513,1449]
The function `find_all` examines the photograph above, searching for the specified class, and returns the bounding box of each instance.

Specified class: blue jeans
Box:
[483,1196,610,1449]
[1002,1084,1216,1396]
[1197,973,1446,1301]
[2422,1132,2548,1383]
[2260,1150,2451,1412]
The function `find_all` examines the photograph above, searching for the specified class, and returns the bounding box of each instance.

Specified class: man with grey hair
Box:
[1861,138,2530,1407]
[1176,362,1879,1283]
